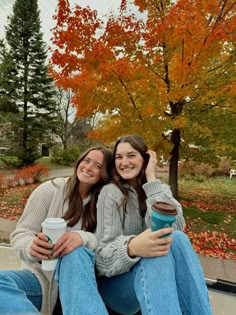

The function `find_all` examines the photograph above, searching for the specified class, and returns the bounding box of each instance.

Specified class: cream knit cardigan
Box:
[10,177,97,315]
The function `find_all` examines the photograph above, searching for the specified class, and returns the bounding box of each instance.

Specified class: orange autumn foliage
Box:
[49,0,236,197]
[50,0,235,138]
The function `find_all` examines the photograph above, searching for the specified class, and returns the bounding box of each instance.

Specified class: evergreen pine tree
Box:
[4,0,56,165]
[0,39,18,114]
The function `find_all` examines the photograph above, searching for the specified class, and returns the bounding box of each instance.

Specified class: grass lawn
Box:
[179,177,236,260]
[0,171,235,260]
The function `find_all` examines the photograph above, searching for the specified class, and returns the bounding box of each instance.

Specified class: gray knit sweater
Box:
[10,177,97,315]
[95,179,185,277]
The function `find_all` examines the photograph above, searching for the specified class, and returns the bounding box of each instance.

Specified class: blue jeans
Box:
[55,246,109,315]
[98,231,213,315]
[0,247,108,315]
[0,269,42,314]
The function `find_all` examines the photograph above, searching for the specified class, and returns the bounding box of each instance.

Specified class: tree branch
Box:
[118,77,144,121]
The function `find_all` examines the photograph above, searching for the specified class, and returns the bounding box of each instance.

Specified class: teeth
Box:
[82,171,92,177]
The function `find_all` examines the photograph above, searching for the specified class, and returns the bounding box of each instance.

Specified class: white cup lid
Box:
[42,218,66,229]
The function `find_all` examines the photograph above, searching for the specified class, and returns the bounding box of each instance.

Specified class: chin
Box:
[122,175,134,181]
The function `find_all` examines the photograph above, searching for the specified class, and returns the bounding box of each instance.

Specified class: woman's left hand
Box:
[53,232,84,257]
[145,150,157,181]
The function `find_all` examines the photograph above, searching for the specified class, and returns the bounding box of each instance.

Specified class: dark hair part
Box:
[112,134,148,218]
[63,146,112,231]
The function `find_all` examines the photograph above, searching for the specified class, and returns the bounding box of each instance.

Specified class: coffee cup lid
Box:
[42,218,66,229]
[151,202,177,215]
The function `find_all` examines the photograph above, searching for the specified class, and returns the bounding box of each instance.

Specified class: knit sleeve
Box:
[74,231,98,251]
[10,180,58,264]
[143,180,185,231]
[95,184,140,277]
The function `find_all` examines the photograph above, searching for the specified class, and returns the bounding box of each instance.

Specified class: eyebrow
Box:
[115,151,137,156]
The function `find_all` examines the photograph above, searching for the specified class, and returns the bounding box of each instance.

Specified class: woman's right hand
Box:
[127,228,173,258]
[30,232,54,260]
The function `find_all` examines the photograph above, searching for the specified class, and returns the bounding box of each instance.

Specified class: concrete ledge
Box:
[0,218,16,242]
[199,254,236,283]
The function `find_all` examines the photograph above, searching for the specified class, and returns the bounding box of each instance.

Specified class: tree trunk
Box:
[169,128,181,198]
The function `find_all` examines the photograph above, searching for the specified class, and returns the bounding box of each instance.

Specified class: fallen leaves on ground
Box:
[0,184,39,220]
[184,226,236,260]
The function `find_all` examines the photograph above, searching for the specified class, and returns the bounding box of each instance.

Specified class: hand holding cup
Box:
[41,218,67,271]
[151,202,177,237]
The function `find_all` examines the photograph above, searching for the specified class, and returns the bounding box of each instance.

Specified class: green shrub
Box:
[17,150,40,167]
[0,150,40,168]
[0,156,22,169]
[51,145,83,166]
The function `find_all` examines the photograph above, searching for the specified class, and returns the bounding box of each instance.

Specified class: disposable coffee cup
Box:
[151,202,177,237]
[41,218,66,271]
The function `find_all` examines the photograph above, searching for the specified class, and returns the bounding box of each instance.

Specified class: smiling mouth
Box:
[82,171,92,177]
[121,168,133,172]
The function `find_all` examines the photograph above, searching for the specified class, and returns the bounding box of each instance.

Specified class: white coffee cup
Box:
[41,218,67,271]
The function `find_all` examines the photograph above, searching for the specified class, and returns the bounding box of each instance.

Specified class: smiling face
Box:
[77,150,104,187]
[115,142,144,186]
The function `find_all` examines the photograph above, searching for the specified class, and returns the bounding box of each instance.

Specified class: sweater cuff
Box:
[75,231,98,251]
[120,236,140,269]
[142,179,163,197]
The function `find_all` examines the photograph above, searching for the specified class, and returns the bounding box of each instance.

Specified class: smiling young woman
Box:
[95,134,213,315]
[0,146,112,315]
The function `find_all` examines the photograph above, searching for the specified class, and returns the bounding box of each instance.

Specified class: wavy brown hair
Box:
[63,146,112,231]
[112,134,149,219]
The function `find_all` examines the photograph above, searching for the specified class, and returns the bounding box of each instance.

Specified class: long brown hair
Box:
[63,146,112,231]
[112,134,149,219]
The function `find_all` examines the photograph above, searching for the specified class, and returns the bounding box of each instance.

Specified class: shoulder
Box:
[99,183,124,202]
[31,177,69,196]
[100,182,123,195]
[51,177,69,188]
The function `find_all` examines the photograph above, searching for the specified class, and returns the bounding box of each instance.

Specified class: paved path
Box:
[47,167,74,179]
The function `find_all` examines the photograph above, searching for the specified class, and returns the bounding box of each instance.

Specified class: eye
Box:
[128,153,136,158]
[83,157,90,163]
[115,155,122,160]
[95,164,102,169]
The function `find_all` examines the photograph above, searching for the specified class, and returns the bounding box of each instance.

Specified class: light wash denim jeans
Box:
[98,231,213,315]
[55,246,108,315]
[0,269,42,314]
[0,247,108,315]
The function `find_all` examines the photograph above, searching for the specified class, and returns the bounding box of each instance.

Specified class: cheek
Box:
[76,165,81,175]
[77,163,83,172]
[137,157,144,171]
[115,160,120,169]
[94,169,102,179]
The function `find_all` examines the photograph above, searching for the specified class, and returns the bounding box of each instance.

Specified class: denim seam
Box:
[139,259,152,315]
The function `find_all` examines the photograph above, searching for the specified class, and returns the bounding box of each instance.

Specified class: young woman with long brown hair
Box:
[0,146,112,315]
[96,135,212,315]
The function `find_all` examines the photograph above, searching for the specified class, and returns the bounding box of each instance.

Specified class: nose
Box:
[121,156,129,165]
[84,162,93,170]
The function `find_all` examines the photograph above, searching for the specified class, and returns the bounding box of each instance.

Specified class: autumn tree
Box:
[53,87,92,149]
[50,0,236,197]
[3,0,56,165]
